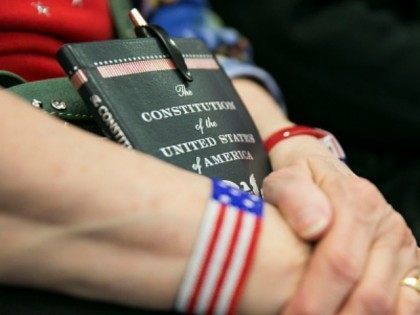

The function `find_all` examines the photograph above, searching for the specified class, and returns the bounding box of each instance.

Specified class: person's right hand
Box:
[263,136,419,314]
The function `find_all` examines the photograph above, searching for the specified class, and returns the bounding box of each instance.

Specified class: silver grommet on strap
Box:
[31,99,43,108]
[51,100,67,110]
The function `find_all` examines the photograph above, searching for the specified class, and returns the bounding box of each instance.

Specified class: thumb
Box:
[263,165,332,240]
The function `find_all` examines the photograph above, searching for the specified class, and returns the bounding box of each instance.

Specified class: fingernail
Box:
[301,216,329,239]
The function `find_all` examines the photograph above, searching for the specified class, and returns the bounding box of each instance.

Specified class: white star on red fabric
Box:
[31,1,50,16]
[72,0,83,6]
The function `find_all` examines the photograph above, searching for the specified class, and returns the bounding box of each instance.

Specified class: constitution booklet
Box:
[58,37,270,195]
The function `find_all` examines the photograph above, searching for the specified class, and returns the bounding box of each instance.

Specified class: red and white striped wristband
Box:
[264,125,346,161]
[175,179,264,315]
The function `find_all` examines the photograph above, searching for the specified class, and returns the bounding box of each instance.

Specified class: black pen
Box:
[128,8,193,82]
[129,8,151,38]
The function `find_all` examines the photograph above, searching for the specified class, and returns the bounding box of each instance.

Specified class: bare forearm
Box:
[0,89,210,307]
[0,90,309,313]
[0,89,193,220]
[232,79,292,140]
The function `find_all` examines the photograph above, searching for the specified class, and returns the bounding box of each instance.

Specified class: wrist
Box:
[238,202,310,314]
[174,180,309,315]
[269,135,337,170]
[265,126,346,170]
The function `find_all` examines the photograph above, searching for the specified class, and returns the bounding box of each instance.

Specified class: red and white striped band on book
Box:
[97,57,219,79]
[69,56,220,89]
[175,178,264,315]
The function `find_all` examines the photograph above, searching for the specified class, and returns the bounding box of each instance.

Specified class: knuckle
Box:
[387,212,414,248]
[388,211,407,233]
[347,177,382,206]
[263,171,283,190]
[262,169,301,205]
[262,172,276,187]
[262,173,279,190]
[262,174,279,202]
[291,298,324,315]
[358,287,393,314]
[343,177,389,224]
[325,247,362,284]
[262,174,273,191]
[263,168,294,185]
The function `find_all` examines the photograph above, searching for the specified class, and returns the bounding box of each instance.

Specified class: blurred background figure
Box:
[212,0,420,239]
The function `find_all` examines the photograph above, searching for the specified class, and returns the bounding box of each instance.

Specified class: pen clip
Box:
[129,9,193,82]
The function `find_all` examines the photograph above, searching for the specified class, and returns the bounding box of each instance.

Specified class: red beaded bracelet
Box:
[264,125,346,161]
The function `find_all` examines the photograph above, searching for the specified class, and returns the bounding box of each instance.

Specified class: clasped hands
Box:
[262,134,419,315]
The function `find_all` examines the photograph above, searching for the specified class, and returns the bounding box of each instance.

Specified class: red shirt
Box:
[0,0,113,81]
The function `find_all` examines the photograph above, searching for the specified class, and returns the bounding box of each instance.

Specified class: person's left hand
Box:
[231,77,419,313]
[263,135,419,315]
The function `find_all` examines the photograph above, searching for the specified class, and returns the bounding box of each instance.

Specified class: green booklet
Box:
[58,36,271,195]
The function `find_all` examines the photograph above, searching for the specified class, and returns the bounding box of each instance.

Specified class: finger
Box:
[284,176,388,315]
[398,246,420,314]
[339,212,417,315]
[397,268,420,315]
[263,165,332,240]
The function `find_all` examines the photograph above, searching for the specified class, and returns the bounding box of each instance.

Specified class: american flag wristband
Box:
[175,179,264,315]
[264,125,346,162]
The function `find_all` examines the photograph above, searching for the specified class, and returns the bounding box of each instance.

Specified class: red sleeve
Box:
[0,0,113,81]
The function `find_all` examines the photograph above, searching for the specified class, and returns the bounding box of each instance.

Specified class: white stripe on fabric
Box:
[175,200,220,311]
[215,212,256,315]
[195,205,239,314]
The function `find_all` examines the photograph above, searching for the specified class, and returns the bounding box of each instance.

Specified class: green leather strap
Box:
[0,70,26,88]
[8,78,93,121]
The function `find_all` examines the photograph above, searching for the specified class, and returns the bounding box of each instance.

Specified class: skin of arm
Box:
[0,79,417,314]
[0,88,310,314]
